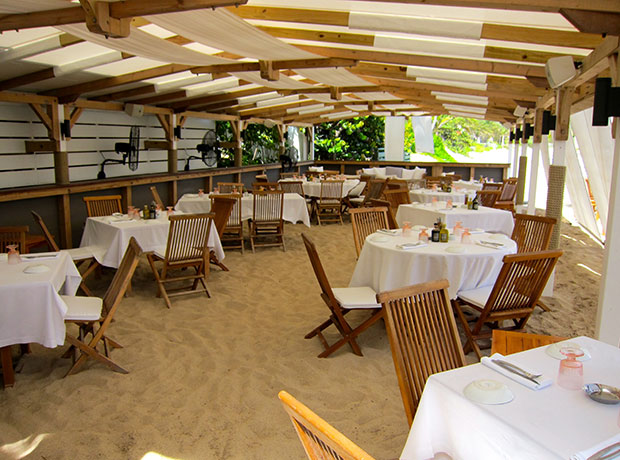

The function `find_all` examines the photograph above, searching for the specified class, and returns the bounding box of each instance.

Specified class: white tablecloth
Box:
[410,189,467,204]
[453,180,483,192]
[396,203,515,236]
[401,336,620,460]
[175,193,311,227]
[0,251,81,348]
[80,215,224,268]
[349,230,517,299]
[280,179,360,198]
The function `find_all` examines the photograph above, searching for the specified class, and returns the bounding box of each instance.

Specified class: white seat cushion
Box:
[401,169,415,180]
[347,182,366,197]
[373,167,387,176]
[62,295,103,321]
[457,285,493,309]
[332,287,381,309]
[362,168,375,176]
[413,167,426,180]
[65,247,94,261]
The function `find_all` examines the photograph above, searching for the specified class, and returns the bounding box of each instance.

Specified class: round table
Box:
[409,189,467,204]
[279,179,360,198]
[349,229,517,299]
[452,180,483,192]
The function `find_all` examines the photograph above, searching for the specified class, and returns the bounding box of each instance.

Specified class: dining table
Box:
[279,178,361,198]
[400,336,620,460]
[349,229,517,299]
[80,213,224,269]
[175,192,311,227]
[0,251,82,386]
[452,179,484,192]
[409,189,467,204]
[396,203,515,236]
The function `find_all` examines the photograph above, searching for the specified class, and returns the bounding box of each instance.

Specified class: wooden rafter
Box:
[191,58,357,75]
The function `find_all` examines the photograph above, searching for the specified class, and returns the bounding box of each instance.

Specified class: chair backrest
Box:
[480,250,563,322]
[424,176,449,188]
[350,207,389,257]
[278,390,376,460]
[217,182,244,194]
[255,175,269,183]
[83,195,123,217]
[445,174,461,181]
[31,211,60,251]
[482,182,502,191]
[382,189,411,211]
[511,213,556,253]
[301,233,339,309]
[386,178,408,190]
[163,213,213,266]
[491,330,567,356]
[320,180,344,202]
[253,190,284,223]
[210,195,237,238]
[0,226,28,253]
[498,178,518,202]
[363,179,387,205]
[476,190,500,207]
[100,237,142,326]
[149,186,165,209]
[279,180,305,196]
[253,182,279,191]
[377,279,466,426]
[369,199,398,229]
[225,194,243,229]
[280,172,298,179]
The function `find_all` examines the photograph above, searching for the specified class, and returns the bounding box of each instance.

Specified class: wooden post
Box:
[121,185,132,211]
[230,120,243,168]
[58,193,72,248]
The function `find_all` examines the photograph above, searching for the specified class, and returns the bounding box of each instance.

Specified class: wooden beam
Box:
[92,85,157,102]
[28,104,53,133]
[0,68,56,92]
[555,87,575,141]
[180,111,240,122]
[560,9,620,35]
[483,46,583,65]
[278,85,380,96]
[80,0,130,38]
[191,58,357,75]
[0,91,58,105]
[258,26,374,47]
[144,140,173,150]
[25,141,59,153]
[166,85,269,110]
[570,36,620,88]
[260,60,279,81]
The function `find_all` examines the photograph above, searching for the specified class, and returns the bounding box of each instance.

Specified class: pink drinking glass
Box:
[418,229,429,243]
[402,221,412,237]
[557,347,584,390]
[7,244,22,264]
[198,189,204,197]
[167,206,174,216]
[461,229,472,244]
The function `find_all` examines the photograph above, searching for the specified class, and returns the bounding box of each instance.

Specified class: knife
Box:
[491,359,541,385]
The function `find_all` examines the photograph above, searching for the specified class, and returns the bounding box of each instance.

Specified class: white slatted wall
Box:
[0,102,216,189]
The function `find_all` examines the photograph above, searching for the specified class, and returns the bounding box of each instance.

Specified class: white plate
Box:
[23,264,51,274]
[370,235,389,243]
[489,233,508,241]
[546,341,591,361]
[446,245,466,254]
[463,379,514,405]
[112,212,124,217]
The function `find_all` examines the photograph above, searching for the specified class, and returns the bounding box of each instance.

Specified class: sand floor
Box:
[0,219,603,459]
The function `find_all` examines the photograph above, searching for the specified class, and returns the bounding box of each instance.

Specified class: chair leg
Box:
[64,334,128,376]
[452,300,483,360]
[536,300,551,312]
[1,346,15,388]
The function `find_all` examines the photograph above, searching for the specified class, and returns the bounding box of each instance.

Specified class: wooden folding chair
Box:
[378,279,466,426]
[279,172,298,179]
[279,180,305,197]
[221,194,244,253]
[209,195,236,271]
[347,179,386,208]
[61,237,142,376]
[476,189,501,207]
[370,199,398,229]
[83,195,123,217]
[350,207,389,258]
[511,213,556,252]
[315,180,344,225]
[382,188,411,214]
[31,211,100,297]
[386,178,408,190]
[491,330,567,356]
[250,190,285,252]
[452,249,563,359]
[217,182,244,194]
[149,186,165,209]
[493,178,518,213]
[0,226,27,253]
[146,213,214,308]
[301,233,383,358]
[278,390,376,460]
[253,181,279,191]
[423,176,447,188]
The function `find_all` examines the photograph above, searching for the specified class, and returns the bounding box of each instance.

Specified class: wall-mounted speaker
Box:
[124,103,144,117]
[513,106,527,118]
[174,125,182,139]
[545,56,577,89]
[592,78,620,127]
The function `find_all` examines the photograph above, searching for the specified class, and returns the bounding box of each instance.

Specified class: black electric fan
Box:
[185,129,219,170]
[98,126,140,179]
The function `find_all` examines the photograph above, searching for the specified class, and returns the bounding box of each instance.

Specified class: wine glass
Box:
[402,221,412,237]
[7,244,22,264]
[557,347,584,390]
[166,206,174,217]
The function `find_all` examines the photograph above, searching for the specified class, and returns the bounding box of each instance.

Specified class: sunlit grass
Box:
[0,434,48,459]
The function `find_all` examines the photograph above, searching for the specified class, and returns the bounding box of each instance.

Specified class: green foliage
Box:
[314,116,385,161]
[216,121,281,167]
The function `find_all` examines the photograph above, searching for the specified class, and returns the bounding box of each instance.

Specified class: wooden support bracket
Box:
[259,60,279,81]
[25,140,60,153]
[80,0,131,38]
[144,140,172,150]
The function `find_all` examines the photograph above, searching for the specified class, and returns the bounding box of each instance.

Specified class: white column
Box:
[507,139,515,177]
[596,120,620,346]
[540,134,550,181]
[512,135,520,177]
[527,143,540,214]
[385,116,405,161]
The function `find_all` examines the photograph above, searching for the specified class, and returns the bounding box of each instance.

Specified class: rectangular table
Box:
[0,251,81,386]
[175,192,311,227]
[396,203,515,236]
[401,336,620,459]
[80,214,224,269]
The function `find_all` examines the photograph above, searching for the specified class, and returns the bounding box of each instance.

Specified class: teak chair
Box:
[347,179,387,208]
[315,180,344,225]
[491,330,567,356]
[278,390,376,460]
[350,207,389,258]
[279,172,298,179]
[386,178,408,190]
[0,226,28,253]
[209,195,236,271]
[252,181,279,191]
[217,182,244,194]
[423,175,450,188]
[279,180,305,197]
[149,186,165,209]
[83,195,123,217]
[370,199,398,229]
[31,211,100,297]
[382,188,411,213]
[493,178,518,213]
[61,237,142,376]
[511,213,556,253]
[476,190,501,207]
[250,190,285,252]
[146,213,214,308]
[378,279,466,426]
[482,182,502,191]
[221,194,244,253]
[452,249,563,359]
[301,233,383,358]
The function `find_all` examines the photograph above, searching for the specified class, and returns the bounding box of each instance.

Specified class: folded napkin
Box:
[570,433,620,460]
[476,241,503,249]
[109,219,135,225]
[397,242,427,250]
[479,240,504,248]
[21,252,60,260]
[481,353,552,390]
[377,229,400,236]
[469,228,485,234]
